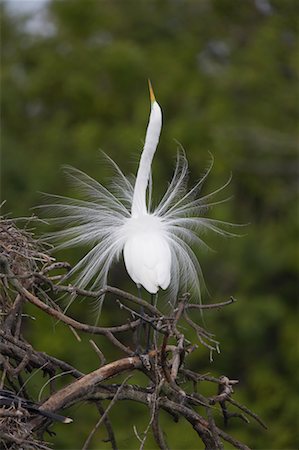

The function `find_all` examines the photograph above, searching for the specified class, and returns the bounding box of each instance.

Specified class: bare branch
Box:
[186,296,237,310]
[81,376,130,450]
[0,217,263,450]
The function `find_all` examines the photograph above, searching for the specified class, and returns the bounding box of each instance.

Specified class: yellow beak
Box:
[148,79,156,104]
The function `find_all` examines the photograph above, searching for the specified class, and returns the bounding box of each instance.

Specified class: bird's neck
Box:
[131,101,162,218]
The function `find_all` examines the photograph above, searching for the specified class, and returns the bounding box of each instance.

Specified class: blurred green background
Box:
[1,0,298,449]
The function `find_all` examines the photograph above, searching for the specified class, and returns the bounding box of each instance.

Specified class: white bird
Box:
[42,82,234,304]
[123,83,171,294]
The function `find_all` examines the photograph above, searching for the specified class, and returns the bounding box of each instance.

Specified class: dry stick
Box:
[170,335,184,381]
[227,398,267,430]
[0,347,30,377]
[95,286,161,317]
[16,282,139,336]
[0,366,6,389]
[32,355,146,425]
[31,348,172,431]
[159,395,249,450]
[35,285,82,342]
[42,354,83,378]
[90,385,249,450]
[1,306,256,448]
[151,406,169,450]
[209,376,238,405]
[35,275,161,317]
[41,262,72,274]
[0,329,83,379]
[138,410,154,449]
[3,271,236,313]
[2,265,142,353]
[216,428,250,450]
[0,408,28,418]
[183,311,218,342]
[13,296,26,339]
[81,376,131,450]
[206,406,224,450]
[150,318,170,450]
[186,296,237,310]
[0,432,50,450]
[94,402,118,450]
[116,299,170,334]
[8,277,137,354]
[89,340,106,366]
[136,379,165,450]
[3,293,23,332]
[133,425,144,445]
[10,352,31,377]
[183,312,219,359]
[181,368,232,385]
[1,255,256,449]
[160,333,171,383]
[220,401,249,427]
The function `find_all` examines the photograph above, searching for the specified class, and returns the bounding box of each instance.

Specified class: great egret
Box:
[42,82,234,305]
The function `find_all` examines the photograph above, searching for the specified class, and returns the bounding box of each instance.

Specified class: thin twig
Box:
[227,398,267,429]
[186,297,237,310]
[94,402,118,450]
[81,376,131,450]
[89,340,106,366]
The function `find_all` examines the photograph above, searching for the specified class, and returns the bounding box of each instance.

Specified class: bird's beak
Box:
[148,79,156,105]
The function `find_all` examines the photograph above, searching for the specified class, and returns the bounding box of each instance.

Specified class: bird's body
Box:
[42,82,235,304]
[123,213,171,293]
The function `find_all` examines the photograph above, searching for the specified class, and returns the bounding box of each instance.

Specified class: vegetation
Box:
[1,0,298,448]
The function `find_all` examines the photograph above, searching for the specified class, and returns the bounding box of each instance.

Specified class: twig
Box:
[0,218,262,450]
[89,340,106,366]
[184,311,220,356]
[227,398,267,430]
[6,275,138,351]
[0,329,83,378]
[186,297,237,310]
[209,376,238,405]
[206,407,224,450]
[81,376,131,450]
[170,335,184,381]
[151,398,169,450]
[20,283,139,336]
[90,384,249,450]
[95,402,118,450]
[35,276,161,317]
[33,355,148,420]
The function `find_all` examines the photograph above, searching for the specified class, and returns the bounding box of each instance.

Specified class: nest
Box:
[0,216,52,313]
[0,216,53,449]
[0,405,51,450]
[0,216,50,279]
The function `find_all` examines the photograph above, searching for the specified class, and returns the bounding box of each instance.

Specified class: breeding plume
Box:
[43,82,234,302]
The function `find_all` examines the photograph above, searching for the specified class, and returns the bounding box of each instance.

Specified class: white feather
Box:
[40,89,236,303]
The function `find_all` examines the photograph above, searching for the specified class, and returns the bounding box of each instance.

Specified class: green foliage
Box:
[1,0,298,448]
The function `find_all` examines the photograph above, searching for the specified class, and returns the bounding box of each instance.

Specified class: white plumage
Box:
[123,214,171,293]
[123,85,171,293]
[42,82,235,303]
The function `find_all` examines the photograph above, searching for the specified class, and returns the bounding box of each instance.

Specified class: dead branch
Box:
[81,376,130,450]
[0,216,265,449]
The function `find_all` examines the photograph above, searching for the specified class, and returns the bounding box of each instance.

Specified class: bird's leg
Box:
[153,292,158,308]
[135,284,144,353]
[145,293,155,352]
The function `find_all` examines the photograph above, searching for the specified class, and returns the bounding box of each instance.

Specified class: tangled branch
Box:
[0,217,265,449]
